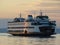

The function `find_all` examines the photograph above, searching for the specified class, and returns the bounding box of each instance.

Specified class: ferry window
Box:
[31,22,42,25]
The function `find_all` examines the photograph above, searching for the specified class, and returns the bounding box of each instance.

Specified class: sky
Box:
[0,0,60,18]
[0,0,60,28]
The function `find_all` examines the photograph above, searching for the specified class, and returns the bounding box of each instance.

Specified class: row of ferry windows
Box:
[8,23,25,25]
[8,27,34,29]
[8,30,24,32]
[8,23,49,25]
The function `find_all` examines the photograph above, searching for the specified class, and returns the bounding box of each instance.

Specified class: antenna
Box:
[20,13,21,18]
[40,10,42,16]
[33,11,36,18]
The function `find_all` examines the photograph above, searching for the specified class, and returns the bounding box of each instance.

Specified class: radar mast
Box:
[40,10,43,16]
[20,13,21,18]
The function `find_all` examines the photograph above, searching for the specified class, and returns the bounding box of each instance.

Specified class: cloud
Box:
[43,0,60,1]
[37,0,60,7]
[39,3,60,6]
[52,0,60,1]
[35,0,60,12]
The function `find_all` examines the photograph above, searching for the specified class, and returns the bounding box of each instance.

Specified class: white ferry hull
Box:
[8,22,56,36]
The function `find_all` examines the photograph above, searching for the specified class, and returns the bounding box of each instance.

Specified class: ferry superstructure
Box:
[8,12,56,36]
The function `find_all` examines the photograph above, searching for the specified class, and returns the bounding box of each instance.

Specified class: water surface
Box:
[0,33,60,45]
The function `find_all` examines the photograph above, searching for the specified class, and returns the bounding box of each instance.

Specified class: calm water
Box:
[0,33,60,45]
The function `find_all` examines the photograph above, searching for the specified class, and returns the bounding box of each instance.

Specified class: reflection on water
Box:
[0,33,58,45]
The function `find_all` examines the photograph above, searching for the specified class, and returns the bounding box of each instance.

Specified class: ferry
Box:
[8,12,56,36]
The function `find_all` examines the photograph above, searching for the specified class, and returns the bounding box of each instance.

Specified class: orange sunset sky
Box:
[0,0,60,18]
